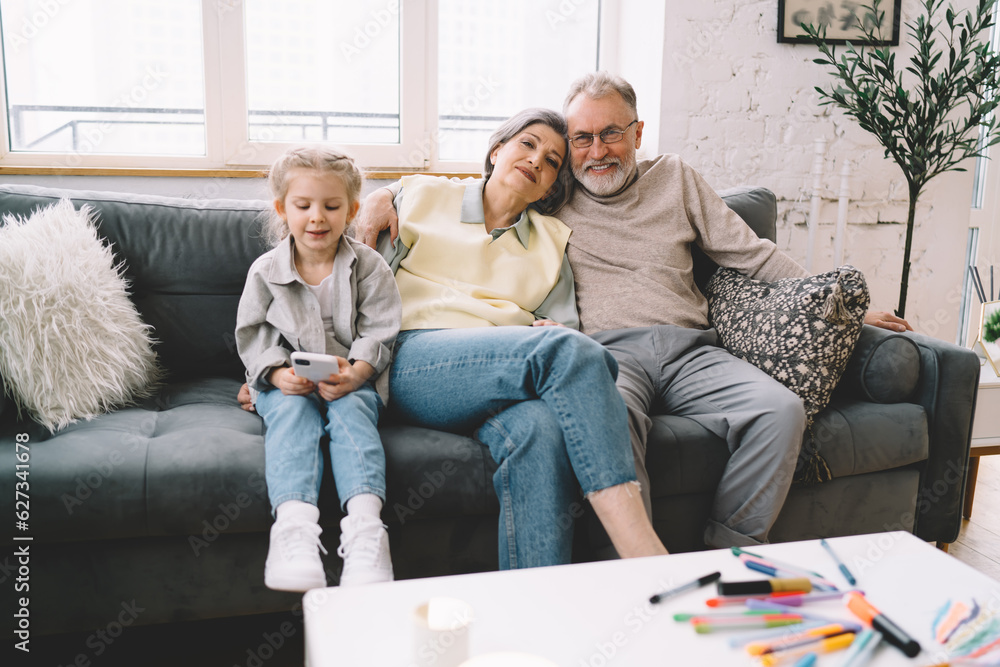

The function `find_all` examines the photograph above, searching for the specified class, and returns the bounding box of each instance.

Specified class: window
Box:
[1,0,205,162]
[435,0,600,164]
[244,1,400,145]
[0,0,608,171]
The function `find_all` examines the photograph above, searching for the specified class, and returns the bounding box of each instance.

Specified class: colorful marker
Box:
[759,632,855,666]
[731,547,829,580]
[746,599,864,627]
[693,614,804,633]
[845,592,921,658]
[739,554,839,591]
[705,591,804,607]
[726,621,830,649]
[768,591,861,606]
[649,571,721,604]
[717,577,812,596]
[840,628,882,667]
[820,538,857,585]
[746,623,858,656]
[673,610,775,622]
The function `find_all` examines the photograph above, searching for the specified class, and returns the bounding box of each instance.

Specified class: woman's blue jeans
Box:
[388,326,635,569]
[255,384,385,514]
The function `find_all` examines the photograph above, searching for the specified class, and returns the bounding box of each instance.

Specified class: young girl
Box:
[236,147,401,591]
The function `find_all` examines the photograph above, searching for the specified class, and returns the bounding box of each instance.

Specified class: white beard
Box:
[572,151,636,196]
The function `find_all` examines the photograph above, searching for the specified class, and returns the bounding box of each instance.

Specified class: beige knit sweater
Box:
[557,154,808,335]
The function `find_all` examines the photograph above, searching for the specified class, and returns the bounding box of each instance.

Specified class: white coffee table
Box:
[303,532,1000,665]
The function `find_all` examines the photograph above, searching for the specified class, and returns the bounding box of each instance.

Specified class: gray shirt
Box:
[236,233,402,404]
[556,154,808,334]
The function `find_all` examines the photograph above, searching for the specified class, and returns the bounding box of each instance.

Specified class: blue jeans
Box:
[388,326,635,569]
[255,384,386,514]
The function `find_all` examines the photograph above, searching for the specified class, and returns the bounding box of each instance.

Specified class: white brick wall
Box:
[655,0,978,340]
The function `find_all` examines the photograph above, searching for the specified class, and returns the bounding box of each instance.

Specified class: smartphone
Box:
[289,351,341,384]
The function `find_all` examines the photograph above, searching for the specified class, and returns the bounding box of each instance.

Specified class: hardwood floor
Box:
[949,453,1000,581]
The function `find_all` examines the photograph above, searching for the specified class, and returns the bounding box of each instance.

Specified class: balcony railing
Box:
[7,104,505,156]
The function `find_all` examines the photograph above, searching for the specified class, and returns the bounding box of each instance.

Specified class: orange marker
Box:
[845,592,921,658]
[705,591,804,607]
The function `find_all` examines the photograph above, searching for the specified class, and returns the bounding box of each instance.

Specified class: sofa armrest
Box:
[904,330,979,543]
[838,326,921,403]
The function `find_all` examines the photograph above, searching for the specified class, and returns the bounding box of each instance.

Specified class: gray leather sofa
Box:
[0,182,979,636]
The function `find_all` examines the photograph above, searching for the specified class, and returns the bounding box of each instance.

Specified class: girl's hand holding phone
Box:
[269,366,316,396]
[316,358,375,402]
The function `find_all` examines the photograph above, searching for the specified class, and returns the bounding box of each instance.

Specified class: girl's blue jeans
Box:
[388,326,635,569]
[255,384,385,514]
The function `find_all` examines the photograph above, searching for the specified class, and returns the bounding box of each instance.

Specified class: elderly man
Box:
[356,72,910,549]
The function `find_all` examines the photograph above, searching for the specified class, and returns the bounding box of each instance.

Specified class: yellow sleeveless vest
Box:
[395,175,571,329]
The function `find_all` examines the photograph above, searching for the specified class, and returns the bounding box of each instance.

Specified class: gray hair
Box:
[264,146,364,247]
[563,71,638,116]
[482,108,573,215]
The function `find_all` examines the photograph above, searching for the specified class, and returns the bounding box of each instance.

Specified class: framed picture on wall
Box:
[777,0,902,45]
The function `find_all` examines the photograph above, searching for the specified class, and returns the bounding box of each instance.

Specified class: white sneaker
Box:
[337,515,394,586]
[264,518,329,592]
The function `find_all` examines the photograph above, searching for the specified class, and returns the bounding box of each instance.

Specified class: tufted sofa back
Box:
[0,184,271,381]
[693,185,778,289]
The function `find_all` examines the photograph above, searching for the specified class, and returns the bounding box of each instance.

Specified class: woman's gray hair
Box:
[563,71,638,116]
[482,108,573,215]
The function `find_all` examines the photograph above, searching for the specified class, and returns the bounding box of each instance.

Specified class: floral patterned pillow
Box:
[704,266,870,482]
[705,265,869,419]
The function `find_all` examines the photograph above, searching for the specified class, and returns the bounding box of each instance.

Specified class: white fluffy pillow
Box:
[0,199,161,431]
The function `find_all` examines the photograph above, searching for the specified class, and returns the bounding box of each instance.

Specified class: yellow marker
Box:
[759,632,856,666]
[746,623,854,656]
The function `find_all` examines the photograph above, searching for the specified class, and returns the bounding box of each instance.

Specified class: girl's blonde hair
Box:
[265,146,364,247]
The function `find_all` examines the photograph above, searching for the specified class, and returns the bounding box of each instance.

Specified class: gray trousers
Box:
[591,325,806,548]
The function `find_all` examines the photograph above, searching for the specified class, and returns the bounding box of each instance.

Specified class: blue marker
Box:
[820,538,857,586]
[742,559,837,592]
[791,652,817,667]
[840,628,882,667]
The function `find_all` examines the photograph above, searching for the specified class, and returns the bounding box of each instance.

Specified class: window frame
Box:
[0,0,619,172]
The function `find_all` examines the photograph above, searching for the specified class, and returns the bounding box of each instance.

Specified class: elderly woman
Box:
[244,108,666,569]
[378,107,667,568]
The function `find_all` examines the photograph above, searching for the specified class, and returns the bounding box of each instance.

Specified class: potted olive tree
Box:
[802,0,1000,318]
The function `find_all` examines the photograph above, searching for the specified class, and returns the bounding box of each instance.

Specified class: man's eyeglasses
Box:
[569,120,638,149]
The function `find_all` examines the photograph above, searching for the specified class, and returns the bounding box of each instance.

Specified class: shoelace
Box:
[336,521,384,560]
[277,521,328,558]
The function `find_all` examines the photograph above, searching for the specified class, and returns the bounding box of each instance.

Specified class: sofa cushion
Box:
[22,378,270,543]
[645,415,730,496]
[694,186,777,288]
[704,265,870,421]
[0,184,271,382]
[718,185,778,241]
[0,199,162,431]
[837,327,921,403]
[645,398,928,498]
[22,376,504,543]
[810,398,928,478]
[381,425,500,524]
